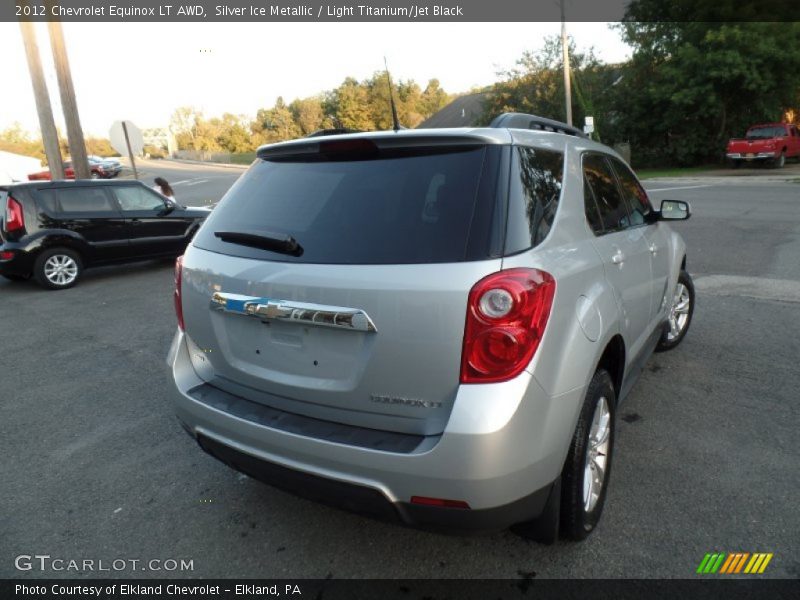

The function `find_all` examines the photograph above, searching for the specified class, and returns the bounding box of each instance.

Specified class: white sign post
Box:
[109,120,144,179]
[584,116,595,137]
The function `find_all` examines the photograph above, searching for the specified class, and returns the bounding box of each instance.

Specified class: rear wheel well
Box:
[681,255,687,271]
[39,240,87,263]
[597,335,625,401]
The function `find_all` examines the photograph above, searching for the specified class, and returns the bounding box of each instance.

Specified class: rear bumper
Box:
[168,331,581,531]
[196,431,552,532]
[726,152,776,160]
[0,242,35,276]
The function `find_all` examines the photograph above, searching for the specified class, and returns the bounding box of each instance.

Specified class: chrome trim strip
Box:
[210,292,377,333]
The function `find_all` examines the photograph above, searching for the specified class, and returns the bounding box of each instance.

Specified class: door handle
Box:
[611,250,625,265]
[649,243,658,255]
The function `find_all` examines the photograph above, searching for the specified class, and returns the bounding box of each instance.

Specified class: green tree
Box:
[0,123,45,159]
[169,106,202,149]
[479,36,611,133]
[327,77,373,130]
[217,113,254,153]
[419,79,450,117]
[255,97,302,142]
[617,4,800,165]
[289,97,326,135]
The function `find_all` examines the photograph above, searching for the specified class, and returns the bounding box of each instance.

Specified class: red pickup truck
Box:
[28,161,107,181]
[726,123,800,168]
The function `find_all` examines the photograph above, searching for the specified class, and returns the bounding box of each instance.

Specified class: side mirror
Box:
[158,201,176,216]
[659,199,691,221]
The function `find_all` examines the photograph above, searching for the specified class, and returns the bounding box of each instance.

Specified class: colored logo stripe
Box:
[697,553,726,574]
[697,552,773,574]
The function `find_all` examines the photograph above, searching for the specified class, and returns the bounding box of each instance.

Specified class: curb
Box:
[161,158,249,170]
[642,176,800,185]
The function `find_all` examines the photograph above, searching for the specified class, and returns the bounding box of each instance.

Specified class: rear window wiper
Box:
[214,231,303,257]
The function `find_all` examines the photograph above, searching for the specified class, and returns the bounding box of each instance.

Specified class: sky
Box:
[0,22,631,138]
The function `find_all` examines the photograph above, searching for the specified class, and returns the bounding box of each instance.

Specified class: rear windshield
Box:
[746,126,785,139]
[193,145,506,264]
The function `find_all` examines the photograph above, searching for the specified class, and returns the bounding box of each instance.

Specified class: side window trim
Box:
[582,172,606,236]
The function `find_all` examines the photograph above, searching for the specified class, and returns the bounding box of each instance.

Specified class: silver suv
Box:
[168,113,694,542]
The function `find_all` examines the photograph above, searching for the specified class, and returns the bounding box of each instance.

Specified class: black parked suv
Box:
[0,180,210,289]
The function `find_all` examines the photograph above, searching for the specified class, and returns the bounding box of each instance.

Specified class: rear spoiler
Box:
[257,134,495,161]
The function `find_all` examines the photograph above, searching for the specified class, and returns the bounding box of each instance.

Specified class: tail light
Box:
[460,268,555,384]
[4,196,25,233]
[174,255,185,331]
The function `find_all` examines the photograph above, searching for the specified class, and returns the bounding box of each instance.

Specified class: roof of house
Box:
[416,92,489,129]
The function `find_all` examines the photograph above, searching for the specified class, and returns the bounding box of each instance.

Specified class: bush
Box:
[143,145,167,159]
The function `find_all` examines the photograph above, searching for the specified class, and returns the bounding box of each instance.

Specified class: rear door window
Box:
[40,187,115,213]
[194,145,505,264]
[504,147,564,253]
[582,154,630,233]
[609,157,654,226]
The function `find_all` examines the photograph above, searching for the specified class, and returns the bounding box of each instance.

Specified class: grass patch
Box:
[636,165,719,179]
[229,152,257,165]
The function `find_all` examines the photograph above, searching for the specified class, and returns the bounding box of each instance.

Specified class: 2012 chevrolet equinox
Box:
[167,113,694,542]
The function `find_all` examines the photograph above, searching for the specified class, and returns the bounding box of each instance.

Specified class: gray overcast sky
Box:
[1,22,631,138]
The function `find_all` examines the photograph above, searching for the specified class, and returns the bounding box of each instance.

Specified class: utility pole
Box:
[48,20,90,179]
[19,21,64,180]
[561,1,573,126]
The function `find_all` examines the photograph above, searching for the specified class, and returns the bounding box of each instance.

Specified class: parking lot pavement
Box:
[1,181,798,579]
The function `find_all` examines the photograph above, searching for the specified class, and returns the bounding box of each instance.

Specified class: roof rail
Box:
[306,128,363,138]
[489,112,587,138]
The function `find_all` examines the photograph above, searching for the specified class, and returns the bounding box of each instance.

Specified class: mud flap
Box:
[511,476,561,544]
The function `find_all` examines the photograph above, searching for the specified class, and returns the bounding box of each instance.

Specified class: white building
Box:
[0,150,42,184]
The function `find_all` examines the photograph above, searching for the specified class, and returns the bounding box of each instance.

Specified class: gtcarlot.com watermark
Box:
[15,554,194,573]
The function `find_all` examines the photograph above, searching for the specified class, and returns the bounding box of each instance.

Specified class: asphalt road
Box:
[1,162,798,580]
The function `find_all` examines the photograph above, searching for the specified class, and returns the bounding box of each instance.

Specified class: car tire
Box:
[656,269,694,352]
[2,273,30,282]
[560,368,616,541]
[33,248,83,290]
[774,152,786,169]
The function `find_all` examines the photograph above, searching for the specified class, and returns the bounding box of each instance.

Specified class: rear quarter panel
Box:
[499,138,624,470]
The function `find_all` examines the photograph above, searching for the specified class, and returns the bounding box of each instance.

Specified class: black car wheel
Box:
[33,248,83,290]
[560,368,616,540]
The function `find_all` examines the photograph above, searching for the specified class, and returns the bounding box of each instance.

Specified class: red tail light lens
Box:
[410,496,470,509]
[460,268,555,384]
[174,255,185,331]
[4,196,25,233]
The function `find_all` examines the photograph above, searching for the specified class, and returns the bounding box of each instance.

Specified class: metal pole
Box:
[561,3,573,126]
[19,21,64,180]
[48,20,90,179]
[122,121,138,179]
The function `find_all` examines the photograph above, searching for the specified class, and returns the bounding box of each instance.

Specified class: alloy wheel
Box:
[43,254,78,286]
[667,282,691,341]
[583,396,610,513]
